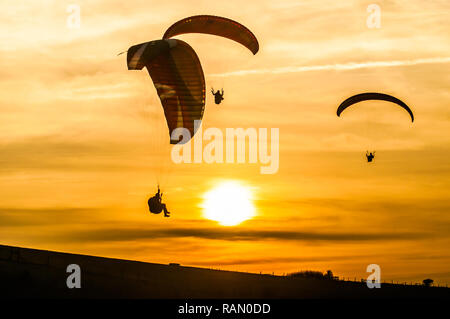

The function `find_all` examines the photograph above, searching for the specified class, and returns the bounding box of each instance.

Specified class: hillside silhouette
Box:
[1,244,448,299]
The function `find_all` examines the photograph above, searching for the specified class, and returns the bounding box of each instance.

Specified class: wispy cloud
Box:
[190,254,376,266]
[0,207,103,226]
[210,57,450,77]
[55,227,433,243]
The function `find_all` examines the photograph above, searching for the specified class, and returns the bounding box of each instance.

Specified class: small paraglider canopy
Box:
[336,93,414,163]
[337,92,414,122]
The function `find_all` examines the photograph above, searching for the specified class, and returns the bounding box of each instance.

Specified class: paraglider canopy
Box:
[163,15,259,55]
[337,92,414,122]
[127,39,205,144]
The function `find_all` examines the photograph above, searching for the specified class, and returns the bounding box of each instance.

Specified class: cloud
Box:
[55,226,432,243]
[0,134,152,172]
[286,197,450,214]
[189,254,374,266]
[277,197,450,231]
[210,57,450,77]
[0,207,106,226]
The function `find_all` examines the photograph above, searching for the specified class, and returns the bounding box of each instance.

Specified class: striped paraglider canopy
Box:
[127,39,205,144]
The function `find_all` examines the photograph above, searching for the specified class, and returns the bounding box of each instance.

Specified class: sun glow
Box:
[202,181,255,226]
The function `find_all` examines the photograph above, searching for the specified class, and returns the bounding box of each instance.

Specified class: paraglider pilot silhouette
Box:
[148,186,170,217]
[211,87,224,105]
[366,151,375,163]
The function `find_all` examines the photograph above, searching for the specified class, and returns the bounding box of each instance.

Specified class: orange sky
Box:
[1,0,449,285]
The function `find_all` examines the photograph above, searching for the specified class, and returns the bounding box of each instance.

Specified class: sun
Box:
[201,181,255,226]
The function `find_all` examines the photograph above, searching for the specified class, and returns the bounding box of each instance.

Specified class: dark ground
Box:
[0,244,448,299]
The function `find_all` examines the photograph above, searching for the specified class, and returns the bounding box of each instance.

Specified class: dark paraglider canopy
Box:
[337,93,414,122]
[127,39,205,144]
[163,15,259,55]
